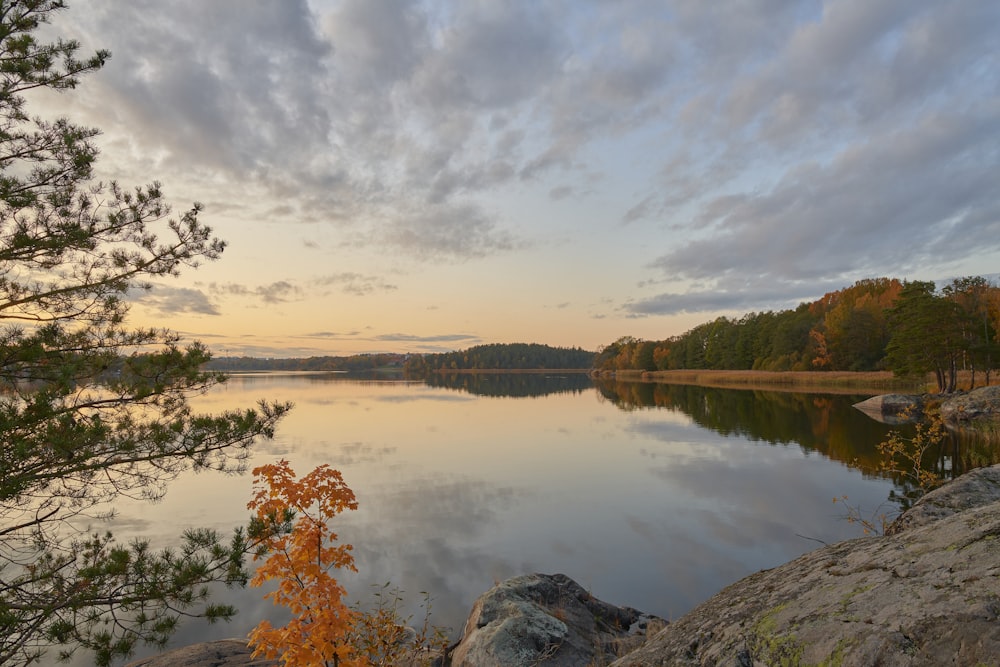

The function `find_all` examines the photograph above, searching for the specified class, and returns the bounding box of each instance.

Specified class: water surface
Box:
[104,373,975,663]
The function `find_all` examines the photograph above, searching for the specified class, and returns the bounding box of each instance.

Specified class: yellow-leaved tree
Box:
[247,460,448,666]
[247,460,361,666]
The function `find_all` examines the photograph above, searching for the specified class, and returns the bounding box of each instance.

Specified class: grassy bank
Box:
[605,369,925,394]
[425,368,1000,395]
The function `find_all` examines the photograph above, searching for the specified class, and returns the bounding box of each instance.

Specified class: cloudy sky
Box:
[40,0,1000,357]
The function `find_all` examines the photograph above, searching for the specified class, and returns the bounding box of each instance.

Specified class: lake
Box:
[101,372,994,664]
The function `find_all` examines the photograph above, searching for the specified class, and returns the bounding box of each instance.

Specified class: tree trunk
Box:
[935,367,946,393]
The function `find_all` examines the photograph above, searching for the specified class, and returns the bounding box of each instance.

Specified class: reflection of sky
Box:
[89,376,893,665]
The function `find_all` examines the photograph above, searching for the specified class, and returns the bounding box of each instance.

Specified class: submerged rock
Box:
[124,639,275,666]
[450,573,663,667]
[611,463,1000,666]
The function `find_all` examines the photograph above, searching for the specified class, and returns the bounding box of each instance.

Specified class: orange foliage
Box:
[247,459,361,666]
[809,329,831,368]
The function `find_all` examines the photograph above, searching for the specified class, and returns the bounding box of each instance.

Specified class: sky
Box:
[37,0,1000,358]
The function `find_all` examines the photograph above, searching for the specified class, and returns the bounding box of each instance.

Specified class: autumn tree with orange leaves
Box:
[246,460,448,666]
[247,460,361,666]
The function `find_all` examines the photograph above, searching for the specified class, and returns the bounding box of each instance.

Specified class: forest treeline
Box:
[595,277,1000,393]
[205,344,593,376]
[402,343,593,375]
[204,353,407,372]
[205,276,998,395]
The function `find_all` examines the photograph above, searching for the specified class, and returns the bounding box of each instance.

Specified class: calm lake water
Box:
[100,372,994,664]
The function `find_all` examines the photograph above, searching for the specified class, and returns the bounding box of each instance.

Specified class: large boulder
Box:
[450,573,663,667]
[885,463,1000,535]
[852,394,923,424]
[939,385,1000,423]
[611,463,1000,666]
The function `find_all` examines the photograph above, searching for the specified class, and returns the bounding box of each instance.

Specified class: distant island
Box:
[203,343,594,377]
[204,352,410,373]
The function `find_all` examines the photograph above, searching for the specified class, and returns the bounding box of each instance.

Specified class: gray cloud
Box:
[651,108,1000,285]
[625,274,857,316]
[86,0,332,174]
[316,272,398,296]
[303,330,364,339]
[627,290,797,317]
[129,285,220,316]
[210,281,303,304]
[380,203,518,260]
[639,0,1000,294]
[374,333,480,344]
[50,0,1000,294]
[549,185,573,201]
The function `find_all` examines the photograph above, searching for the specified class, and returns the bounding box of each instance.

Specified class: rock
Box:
[852,394,923,424]
[450,573,664,667]
[939,385,1000,423]
[610,463,1000,667]
[885,463,1000,535]
[124,639,275,667]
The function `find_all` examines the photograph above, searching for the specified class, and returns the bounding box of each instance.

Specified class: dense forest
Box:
[204,353,407,372]
[205,344,593,377]
[402,343,593,376]
[595,277,1000,393]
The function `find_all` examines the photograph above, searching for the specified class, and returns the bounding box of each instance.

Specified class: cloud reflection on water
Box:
[89,377,903,666]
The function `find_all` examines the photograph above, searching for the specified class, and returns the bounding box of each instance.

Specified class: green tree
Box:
[885,281,963,392]
[631,340,656,371]
[942,276,999,388]
[0,3,289,664]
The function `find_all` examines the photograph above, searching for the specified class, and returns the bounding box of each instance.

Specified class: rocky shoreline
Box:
[610,463,1000,666]
[853,384,1000,426]
[128,459,1000,666]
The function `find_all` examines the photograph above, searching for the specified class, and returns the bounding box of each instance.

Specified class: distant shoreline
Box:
[429,368,923,394]
[215,366,1000,396]
[597,369,925,394]
[429,368,591,374]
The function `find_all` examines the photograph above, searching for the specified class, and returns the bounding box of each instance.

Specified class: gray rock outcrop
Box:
[852,394,923,423]
[611,463,1000,666]
[940,385,1000,423]
[885,463,1000,536]
[450,573,663,667]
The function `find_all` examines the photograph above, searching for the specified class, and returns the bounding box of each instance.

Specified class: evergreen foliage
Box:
[204,353,407,373]
[0,3,289,663]
[403,342,593,377]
